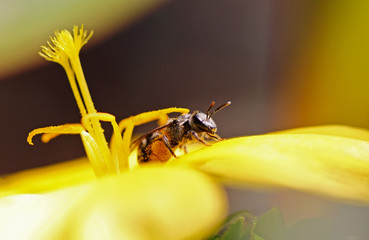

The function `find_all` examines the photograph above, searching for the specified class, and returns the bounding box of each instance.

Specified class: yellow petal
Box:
[0,185,91,240]
[0,158,94,197]
[65,167,227,240]
[271,124,369,142]
[169,134,369,203]
[0,167,226,240]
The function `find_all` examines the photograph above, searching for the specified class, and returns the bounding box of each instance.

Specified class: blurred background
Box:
[1,0,369,238]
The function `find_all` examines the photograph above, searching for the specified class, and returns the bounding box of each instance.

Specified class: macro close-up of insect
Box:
[131,101,231,163]
[2,1,369,237]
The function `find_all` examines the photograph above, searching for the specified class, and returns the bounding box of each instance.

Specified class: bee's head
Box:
[190,112,217,133]
[189,101,231,134]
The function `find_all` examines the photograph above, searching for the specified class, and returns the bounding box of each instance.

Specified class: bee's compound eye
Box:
[192,112,217,133]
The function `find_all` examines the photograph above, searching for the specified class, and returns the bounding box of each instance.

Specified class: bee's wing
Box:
[129,123,171,150]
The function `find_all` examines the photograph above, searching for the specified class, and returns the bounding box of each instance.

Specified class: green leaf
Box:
[253,208,286,240]
[207,211,256,240]
[209,208,333,240]
[252,234,265,240]
[222,217,247,240]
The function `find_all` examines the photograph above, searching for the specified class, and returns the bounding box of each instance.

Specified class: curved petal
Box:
[0,186,90,240]
[0,167,227,239]
[64,167,227,240]
[169,134,369,203]
[271,125,369,142]
[0,158,94,197]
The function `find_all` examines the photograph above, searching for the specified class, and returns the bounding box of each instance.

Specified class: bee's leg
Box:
[161,134,177,158]
[183,145,188,154]
[189,130,211,146]
[208,133,223,141]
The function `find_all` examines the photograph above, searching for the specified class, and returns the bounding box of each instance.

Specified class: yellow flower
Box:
[1,25,369,239]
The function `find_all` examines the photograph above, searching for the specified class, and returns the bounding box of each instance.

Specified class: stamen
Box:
[35,25,113,176]
[31,25,191,176]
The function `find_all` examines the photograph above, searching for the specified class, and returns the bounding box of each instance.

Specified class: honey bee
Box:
[131,101,231,163]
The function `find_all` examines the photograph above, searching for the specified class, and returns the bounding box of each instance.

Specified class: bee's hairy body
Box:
[137,115,190,162]
[134,102,231,163]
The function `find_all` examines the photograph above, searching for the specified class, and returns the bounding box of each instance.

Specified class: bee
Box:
[131,101,231,163]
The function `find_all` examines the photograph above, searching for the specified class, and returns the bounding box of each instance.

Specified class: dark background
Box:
[1,0,293,173]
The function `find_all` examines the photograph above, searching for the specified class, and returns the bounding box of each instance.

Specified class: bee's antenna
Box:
[209,101,231,118]
[206,101,216,119]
